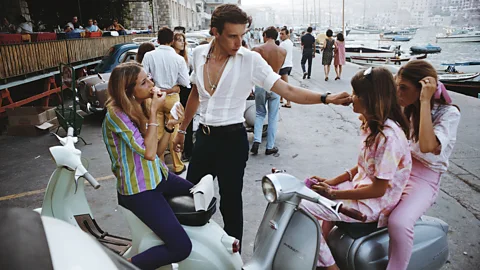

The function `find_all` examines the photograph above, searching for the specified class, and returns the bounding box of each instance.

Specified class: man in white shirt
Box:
[142,27,190,175]
[279,28,294,108]
[173,4,351,249]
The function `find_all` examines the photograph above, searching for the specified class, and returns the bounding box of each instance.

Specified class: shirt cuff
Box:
[263,72,281,92]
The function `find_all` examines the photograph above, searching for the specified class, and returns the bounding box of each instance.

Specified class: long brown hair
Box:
[397,60,451,142]
[172,33,188,65]
[351,67,410,148]
[136,42,155,63]
[105,62,149,135]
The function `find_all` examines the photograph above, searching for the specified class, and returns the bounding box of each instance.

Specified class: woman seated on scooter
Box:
[387,60,461,270]
[102,62,192,270]
[301,67,412,270]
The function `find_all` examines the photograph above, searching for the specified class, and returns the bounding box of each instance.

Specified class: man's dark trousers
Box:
[301,48,314,77]
[186,126,249,249]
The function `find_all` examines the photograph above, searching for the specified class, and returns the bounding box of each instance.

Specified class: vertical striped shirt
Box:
[102,107,168,195]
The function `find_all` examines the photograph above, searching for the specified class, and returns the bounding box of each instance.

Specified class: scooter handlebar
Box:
[83,172,100,189]
[338,204,367,222]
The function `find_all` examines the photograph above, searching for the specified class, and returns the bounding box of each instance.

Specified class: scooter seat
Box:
[166,195,217,226]
[335,221,384,239]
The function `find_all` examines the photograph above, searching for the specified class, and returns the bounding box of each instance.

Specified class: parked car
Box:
[93,43,140,74]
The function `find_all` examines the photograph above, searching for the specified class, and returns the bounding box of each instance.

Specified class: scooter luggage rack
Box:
[74,214,132,255]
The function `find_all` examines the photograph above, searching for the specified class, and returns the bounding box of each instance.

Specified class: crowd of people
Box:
[100,4,460,270]
[0,15,34,34]
[0,15,132,35]
[63,16,127,35]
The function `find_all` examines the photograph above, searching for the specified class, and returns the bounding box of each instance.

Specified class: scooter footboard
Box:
[327,216,449,270]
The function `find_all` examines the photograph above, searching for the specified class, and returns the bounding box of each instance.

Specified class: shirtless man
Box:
[250,26,286,155]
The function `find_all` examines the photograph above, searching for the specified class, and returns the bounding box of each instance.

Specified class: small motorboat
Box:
[392,36,412,41]
[436,30,480,43]
[440,61,480,74]
[410,44,442,54]
[350,54,427,67]
[345,45,397,60]
[441,77,480,98]
[438,72,480,82]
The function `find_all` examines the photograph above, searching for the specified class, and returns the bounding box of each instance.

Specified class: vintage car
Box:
[94,43,140,74]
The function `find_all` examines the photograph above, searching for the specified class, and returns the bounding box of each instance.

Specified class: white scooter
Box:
[39,128,449,269]
[38,128,242,269]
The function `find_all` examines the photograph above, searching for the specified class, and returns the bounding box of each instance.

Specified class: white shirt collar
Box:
[157,45,176,52]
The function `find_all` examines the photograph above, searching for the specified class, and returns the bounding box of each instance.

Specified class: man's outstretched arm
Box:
[271,79,351,105]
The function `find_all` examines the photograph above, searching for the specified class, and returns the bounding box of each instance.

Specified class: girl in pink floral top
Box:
[300,67,412,269]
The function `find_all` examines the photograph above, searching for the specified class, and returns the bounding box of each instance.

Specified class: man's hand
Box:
[173,134,185,153]
[326,92,352,106]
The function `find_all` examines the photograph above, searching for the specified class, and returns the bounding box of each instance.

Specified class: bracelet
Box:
[345,169,353,181]
[146,123,159,129]
[177,129,187,135]
[164,125,174,134]
[321,92,331,104]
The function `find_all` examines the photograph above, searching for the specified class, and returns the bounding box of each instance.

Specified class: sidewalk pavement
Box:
[0,47,478,269]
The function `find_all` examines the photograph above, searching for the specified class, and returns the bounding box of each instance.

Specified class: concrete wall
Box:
[129,0,199,31]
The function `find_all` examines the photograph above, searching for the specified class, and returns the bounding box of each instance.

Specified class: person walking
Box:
[322,29,335,81]
[173,4,352,250]
[334,32,346,80]
[279,27,294,108]
[142,27,190,175]
[250,26,286,156]
[301,27,316,79]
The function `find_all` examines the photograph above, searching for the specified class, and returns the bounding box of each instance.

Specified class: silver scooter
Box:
[245,169,449,270]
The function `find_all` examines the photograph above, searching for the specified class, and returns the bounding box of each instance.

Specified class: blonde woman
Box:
[102,62,191,269]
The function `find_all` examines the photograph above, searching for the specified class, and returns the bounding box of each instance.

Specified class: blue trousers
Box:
[254,86,280,149]
[118,172,193,270]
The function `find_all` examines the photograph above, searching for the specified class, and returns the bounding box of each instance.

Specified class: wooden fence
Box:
[0,34,155,83]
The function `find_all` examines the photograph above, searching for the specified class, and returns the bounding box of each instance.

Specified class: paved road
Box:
[0,47,479,269]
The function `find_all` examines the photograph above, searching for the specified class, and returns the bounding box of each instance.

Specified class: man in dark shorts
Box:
[301,26,316,79]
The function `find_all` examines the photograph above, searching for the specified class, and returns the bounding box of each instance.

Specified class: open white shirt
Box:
[190,42,281,126]
[280,39,294,68]
[142,45,190,89]
[410,104,461,173]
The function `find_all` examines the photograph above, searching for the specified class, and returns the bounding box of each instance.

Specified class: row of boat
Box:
[346,47,480,98]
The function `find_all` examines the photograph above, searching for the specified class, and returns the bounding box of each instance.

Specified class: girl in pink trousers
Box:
[301,67,412,270]
[387,60,461,270]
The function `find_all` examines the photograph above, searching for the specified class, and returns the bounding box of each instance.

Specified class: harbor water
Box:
[346,26,480,69]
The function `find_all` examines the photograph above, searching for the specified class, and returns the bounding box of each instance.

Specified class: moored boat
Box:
[440,78,480,98]
[436,30,480,43]
[438,72,480,82]
[350,54,427,67]
[410,44,442,54]
[392,36,412,41]
[345,45,396,60]
[440,62,480,74]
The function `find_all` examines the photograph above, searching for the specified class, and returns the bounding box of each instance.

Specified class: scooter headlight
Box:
[262,176,278,203]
